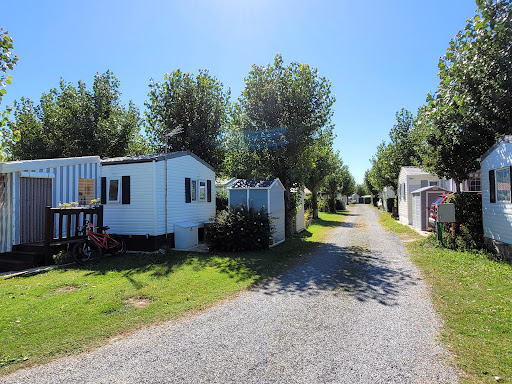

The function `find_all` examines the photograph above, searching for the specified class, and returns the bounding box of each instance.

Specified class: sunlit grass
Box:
[379,210,512,384]
[0,211,347,376]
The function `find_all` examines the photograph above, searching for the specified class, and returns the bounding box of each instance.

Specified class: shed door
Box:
[412,194,421,229]
[20,177,52,244]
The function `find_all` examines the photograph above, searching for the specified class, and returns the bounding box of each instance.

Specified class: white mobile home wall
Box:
[481,137,512,245]
[101,153,216,239]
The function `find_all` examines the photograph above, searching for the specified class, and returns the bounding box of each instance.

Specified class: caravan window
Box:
[191,180,197,201]
[78,178,95,205]
[495,167,511,203]
[108,178,120,203]
[199,180,206,201]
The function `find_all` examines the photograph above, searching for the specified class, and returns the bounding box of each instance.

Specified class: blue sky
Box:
[3,0,477,183]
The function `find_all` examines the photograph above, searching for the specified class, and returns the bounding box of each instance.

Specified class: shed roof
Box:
[101,151,215,171]
[228,178,284,190]
[0,156,100,173]
[399,166,432,176]
[411,185,451,195]
[480,135,512,162]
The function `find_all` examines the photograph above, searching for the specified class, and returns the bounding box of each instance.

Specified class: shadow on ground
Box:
[48,210,418,305]
[257,243,420,306]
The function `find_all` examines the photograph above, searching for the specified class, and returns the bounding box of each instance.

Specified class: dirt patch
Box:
[55,285,79,294]
[124,296,153,309]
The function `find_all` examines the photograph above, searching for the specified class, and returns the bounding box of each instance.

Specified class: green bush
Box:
[216,190,228,213]
[206,204,273,251]
[445,193,483,249]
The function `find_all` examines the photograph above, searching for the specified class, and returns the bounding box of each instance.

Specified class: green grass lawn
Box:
[379,211,512,384]
[0,210,348,376]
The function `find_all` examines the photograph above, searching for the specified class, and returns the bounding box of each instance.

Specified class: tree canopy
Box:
[6,71,142,160]
[416,0,512,187]
[236,54,336,237]
[145,69,230,169]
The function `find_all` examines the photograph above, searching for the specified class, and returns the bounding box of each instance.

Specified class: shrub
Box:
[206,204,273,251]
[216,190,228,213]
[335,199,344,211]
[444,193,483,249]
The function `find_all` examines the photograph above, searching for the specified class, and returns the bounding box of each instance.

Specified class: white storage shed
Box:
[100,151,216,251]
[227,178,286,246]
[397,167,444,226]
[480,135,512,258]
[0,156,101,254]
[411,185,451,231]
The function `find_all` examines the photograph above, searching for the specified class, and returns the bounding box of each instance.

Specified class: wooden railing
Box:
[44,205,103,247]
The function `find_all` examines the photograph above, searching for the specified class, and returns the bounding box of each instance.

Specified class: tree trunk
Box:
[312,185,319,219]
[284,187,295,238]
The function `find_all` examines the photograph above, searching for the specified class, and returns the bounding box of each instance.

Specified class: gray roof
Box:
[400,166,432,176]
[101,151,215,171]
[229,179,276,189]
[480,135,512,162]
[411,185,451,194]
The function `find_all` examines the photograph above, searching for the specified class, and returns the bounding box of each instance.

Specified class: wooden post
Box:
[44,206,54,265]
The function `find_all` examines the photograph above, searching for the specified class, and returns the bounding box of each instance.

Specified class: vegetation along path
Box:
[2,205,457,383]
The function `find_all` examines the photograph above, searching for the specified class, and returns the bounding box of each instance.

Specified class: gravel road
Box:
[2,205,458,383]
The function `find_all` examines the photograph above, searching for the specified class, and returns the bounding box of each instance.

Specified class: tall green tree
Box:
[0,28,17,105]
[417,0,512,188]
[7,71,142,160]
[304,131,335,219]
[238,54,335,237]
[145,69,230,169]
[368,108,420,193]
[0,28,19,160]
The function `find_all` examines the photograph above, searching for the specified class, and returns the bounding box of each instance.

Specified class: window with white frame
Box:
[108,178,120,203]
[495,168,511,202]
[468,174,481,192]
[429,180,438,186]
[78,178,95,205]
[199,180,206,201]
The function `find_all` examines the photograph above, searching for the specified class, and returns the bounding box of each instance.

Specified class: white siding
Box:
[481,142,512,245]
[0,174,12,253]
[0,157,101,248]
[102,162,161,236]
[269,183,285,244]
[412,193,421,229]
[167,156,215,232]
[398,170,408,225]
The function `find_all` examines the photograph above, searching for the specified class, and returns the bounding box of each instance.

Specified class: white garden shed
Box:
[0,156,101,254]
[480,135,512,259]
[227,178,286,246]
[411,185,451,231]
[100,151,216,251]
[398,167,444,226]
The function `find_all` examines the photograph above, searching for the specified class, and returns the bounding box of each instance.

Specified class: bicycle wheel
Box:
[109,234,126,256]
[72,239,103,266]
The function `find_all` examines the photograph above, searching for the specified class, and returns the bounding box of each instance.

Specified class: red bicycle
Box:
[72,221,126,265]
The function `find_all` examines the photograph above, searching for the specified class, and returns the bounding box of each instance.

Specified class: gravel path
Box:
[2,205,458,384]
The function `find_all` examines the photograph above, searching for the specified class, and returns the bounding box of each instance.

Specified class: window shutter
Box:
[207,180,212,202]
[122,176,130,204]
[489,170,496,203]
[101,177,106,204]
[185,178,191,203]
